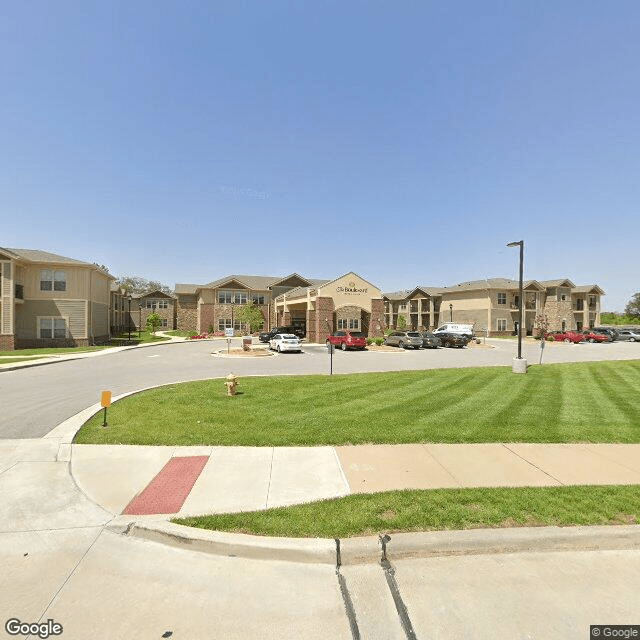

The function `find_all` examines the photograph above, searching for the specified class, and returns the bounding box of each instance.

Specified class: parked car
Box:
[326,330,367,351]
[384,331,423,349]
[616,329,640,342]
[269,333,302,353]
[433,323,474,340]
[259,326,304,342]
[592,327,620,342]
[420,331,441,349]
[581,330,609,343]
[546,331,583,343]
[437,332,469,348]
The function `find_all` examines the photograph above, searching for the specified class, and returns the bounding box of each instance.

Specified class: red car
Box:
[326,331,367,351]
[546,331,584,343]
[581,330,609,343]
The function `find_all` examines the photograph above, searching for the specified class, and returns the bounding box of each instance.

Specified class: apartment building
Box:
[174,273,325,335]
[384,278,604,336]
[0,248,113,350]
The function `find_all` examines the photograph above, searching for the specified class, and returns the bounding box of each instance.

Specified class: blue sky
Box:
[2,1,638,310]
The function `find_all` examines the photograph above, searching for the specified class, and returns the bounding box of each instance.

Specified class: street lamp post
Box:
[449,303,453,322]
[127,295,132,342]
[507,240,526,373]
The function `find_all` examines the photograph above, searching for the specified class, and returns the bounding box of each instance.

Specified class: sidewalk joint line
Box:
[265,447,275,509]
[501,444,565,486]
[36,525,105,624]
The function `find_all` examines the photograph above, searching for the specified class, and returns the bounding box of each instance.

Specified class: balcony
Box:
[15,284,24,301]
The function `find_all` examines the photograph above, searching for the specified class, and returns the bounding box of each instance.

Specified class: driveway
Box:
[1,338,638,439]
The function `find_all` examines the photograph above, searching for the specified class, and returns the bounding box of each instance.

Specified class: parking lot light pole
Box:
[127,295,132,342]
[507,240,526,372]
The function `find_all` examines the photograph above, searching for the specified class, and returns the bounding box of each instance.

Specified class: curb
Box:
[107,518,640,565]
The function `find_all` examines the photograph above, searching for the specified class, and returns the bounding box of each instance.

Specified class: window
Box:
[38,317,67,339]
[338,318,360,330]
[497,293,506,305]
[218,290,248,304]
[576,299,584,311]
[145,300,157,309]
[497,319,507,331]
[218,319,241,330]
[399,303,407,311]
[40,270,66,292]
[252,294,265,305]
[161,319,168,327]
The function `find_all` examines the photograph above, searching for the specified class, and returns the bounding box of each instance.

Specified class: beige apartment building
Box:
[175,273,325,335]
[175,271,386,341]
[0,248,113,350]
[384,278,604,336]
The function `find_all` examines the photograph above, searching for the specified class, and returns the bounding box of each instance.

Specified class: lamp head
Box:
[507,241,523,248]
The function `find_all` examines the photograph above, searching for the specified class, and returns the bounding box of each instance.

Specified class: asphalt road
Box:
[1,338,639,439]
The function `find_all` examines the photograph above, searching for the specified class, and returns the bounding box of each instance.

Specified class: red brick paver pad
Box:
[122,456,209,515]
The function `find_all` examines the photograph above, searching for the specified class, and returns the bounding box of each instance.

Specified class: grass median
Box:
[173,485,640,538]
[74,360,640,446]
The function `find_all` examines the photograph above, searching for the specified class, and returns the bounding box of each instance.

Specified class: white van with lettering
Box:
[433,323,474,339]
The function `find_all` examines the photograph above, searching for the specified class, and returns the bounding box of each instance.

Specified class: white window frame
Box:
[38,317,68,339]
[252,294,265,306]
[218,318,241,331]
[497,293,507,305]
[496,319,507,331]
[218,290,233,304]
[337,318,360,330]
[40,270,66,292]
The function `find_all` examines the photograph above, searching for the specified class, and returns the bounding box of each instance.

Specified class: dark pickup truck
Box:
[259,326,305,342]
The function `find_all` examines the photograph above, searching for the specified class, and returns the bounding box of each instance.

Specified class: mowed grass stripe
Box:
[173,485,640,538]
[75,360,640,446]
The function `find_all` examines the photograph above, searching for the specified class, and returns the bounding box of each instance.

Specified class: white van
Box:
[433,323,474,338]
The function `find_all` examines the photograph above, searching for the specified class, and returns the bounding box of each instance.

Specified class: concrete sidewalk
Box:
[69,442,640,522]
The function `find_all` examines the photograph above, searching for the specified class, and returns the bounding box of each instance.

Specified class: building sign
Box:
[336,281,368,295]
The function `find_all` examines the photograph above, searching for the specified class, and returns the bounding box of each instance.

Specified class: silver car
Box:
[616,330,640,342]
[384,331,423,349]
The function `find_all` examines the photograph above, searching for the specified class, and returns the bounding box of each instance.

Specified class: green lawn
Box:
[75,360,640,445]
[173,485,640,538]
[112,329,170,344]
[0,345,112,357]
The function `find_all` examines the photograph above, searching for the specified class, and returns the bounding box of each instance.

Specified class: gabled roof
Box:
[279,282,331,299]
[539,279,575,289]
[317,271,381,292]
[573,284,605,295]
[4,247,94,267]
[204,274,284,290]
[132,290,175,299]
[176,273,329,297]
[439,278,545,292]
[2,247,114,278]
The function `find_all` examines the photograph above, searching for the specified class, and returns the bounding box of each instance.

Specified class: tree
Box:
[115,275,173,296]
[146,312,162,334]
[397,314,407,330]
[93,263,110,273]
[235,302,264,333]
[533,314,551,364]
[624,293,640,318]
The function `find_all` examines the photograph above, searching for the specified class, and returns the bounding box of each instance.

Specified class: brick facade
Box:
[313,297,335,344]
[176,296,198,332]
[0,334,15,351]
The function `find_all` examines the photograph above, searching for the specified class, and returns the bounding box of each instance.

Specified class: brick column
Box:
[314,297,334,344]
[369,299,386,338]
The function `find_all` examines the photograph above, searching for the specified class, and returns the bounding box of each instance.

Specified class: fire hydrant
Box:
[225,373,238,397]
